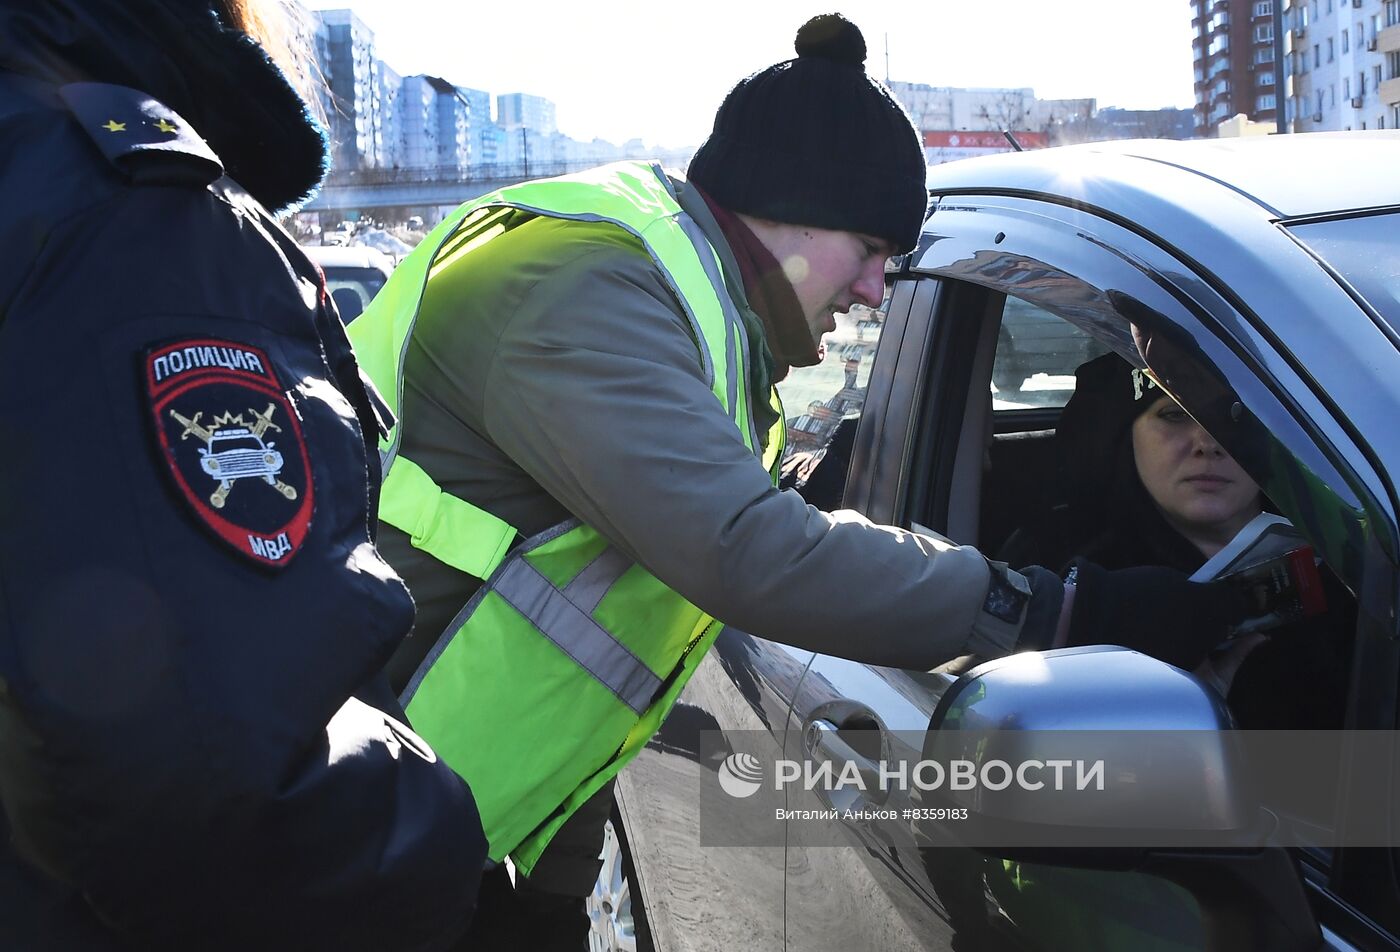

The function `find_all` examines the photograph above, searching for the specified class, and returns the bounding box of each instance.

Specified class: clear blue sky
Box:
[300,0,1197,149]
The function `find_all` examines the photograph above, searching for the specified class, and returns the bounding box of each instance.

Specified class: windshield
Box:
[1287,211,1400,339]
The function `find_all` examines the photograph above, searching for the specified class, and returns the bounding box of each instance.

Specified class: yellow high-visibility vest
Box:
[349,161,783,870]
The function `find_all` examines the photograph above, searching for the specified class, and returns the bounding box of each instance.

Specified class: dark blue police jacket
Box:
[0,4,486,947]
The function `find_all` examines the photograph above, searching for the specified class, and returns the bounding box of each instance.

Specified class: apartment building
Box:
[1285,0,1400,130]
[313,9,395,169]
[457,87,503,168]
[398,76,474,171]
[1191,0,1281,136]
[1192,0,1400,134]
[496,93,558,136]
[1385,0,1400,121]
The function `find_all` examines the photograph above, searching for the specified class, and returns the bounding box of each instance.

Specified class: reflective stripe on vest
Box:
[493,554,660,714]
[348,161,781,868]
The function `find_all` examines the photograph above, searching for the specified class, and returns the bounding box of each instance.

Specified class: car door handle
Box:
[805,718,890,807]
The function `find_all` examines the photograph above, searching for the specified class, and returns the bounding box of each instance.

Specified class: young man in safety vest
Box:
[349,12,1249,947]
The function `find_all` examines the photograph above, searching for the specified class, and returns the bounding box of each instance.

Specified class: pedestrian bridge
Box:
[301,156,692,214]
[301,161,589,213]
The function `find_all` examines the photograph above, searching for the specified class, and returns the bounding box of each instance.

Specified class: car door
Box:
[783,278,1111,952]
[782,194,1400,951]
[612,296,902,952]
[613,630,812,952]
[783,286,1108,952]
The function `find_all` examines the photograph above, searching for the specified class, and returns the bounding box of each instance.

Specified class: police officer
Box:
[0,1,486,948]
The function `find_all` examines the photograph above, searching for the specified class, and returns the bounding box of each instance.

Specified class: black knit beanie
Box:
[1066,352,1164,441]
[1053,352,1166,513]
[687,13,929,253]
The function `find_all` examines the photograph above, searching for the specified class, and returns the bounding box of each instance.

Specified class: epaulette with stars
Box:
[58,82,223,188]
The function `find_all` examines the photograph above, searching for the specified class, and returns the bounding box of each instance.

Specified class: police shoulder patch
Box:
[60,83,223,187]
[145,338,314,568]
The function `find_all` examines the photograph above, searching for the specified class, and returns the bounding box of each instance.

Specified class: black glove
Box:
[1011,564,1069,653]
[1064,558,1252,670]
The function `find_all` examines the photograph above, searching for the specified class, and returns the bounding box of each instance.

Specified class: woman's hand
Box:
[1194,632,1269,697]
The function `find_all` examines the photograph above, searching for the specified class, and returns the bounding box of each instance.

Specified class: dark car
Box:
[592,131,1400,952]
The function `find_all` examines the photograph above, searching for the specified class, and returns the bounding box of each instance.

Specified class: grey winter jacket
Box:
[377,172,1053,690]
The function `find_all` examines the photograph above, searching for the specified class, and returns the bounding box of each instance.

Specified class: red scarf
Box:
[694,186,821,382]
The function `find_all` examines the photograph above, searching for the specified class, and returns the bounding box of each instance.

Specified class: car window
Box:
[987,314,1360,858]
[778,301,884,454]
[802,265,1373,947]
[992,295,1110,410]
[775,298,887,507]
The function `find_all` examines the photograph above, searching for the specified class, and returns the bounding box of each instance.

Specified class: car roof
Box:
[924,130,1400,220]
[299,243,394,272]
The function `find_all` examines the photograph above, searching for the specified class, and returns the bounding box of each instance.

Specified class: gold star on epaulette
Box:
[154,119,177,134]
[102,120,126,132]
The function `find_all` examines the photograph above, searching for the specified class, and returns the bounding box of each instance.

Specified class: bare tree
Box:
[975,91,1031,132]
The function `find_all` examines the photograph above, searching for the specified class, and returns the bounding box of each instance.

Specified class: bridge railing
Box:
[324,160,600,187]
[323,157,692,189]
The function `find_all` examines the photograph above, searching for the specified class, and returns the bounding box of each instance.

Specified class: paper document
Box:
[1191,513,1328,636]
[1189,512,1303,582]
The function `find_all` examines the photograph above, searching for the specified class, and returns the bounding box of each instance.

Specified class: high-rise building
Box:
[1190,0,1281,136]
[1193,0,1400,135]
[313,9,394,170]
[399,76,473,171]
[396,75,437,170]
[377,61,402,168]
[456,86,500,168]
[496,92,557,136]
[1284,0,1400,131]
[305,6,689,184]
[1385,0,1400,126]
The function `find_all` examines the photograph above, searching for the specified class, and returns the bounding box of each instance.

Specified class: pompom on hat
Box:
[687,13,929,253]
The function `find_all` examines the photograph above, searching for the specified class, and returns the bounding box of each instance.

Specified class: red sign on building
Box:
[922,130,1049,149]
[921,130,1049,167]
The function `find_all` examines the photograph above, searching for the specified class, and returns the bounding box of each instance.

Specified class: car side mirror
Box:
[921,646,1320,952]
[927,645,1245,833]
